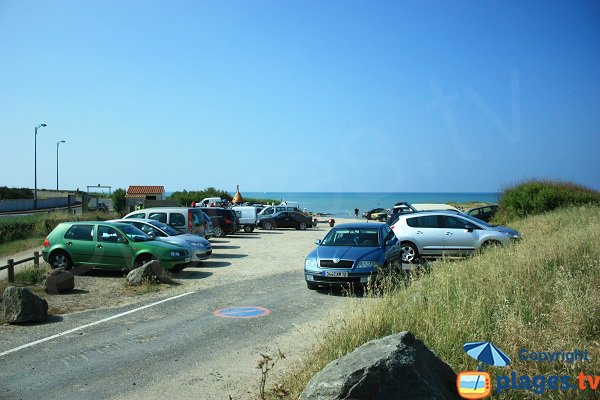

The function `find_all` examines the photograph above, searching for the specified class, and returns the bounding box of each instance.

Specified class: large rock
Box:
[300,331,459,400]
[126,260,171,286]
[2,286,48,324]
[43,268,75,294]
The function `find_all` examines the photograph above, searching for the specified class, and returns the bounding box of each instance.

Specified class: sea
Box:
[237,192,501,217]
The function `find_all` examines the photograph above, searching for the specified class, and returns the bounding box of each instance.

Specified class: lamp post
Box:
[56,140,66,190]
[34,123,47,209]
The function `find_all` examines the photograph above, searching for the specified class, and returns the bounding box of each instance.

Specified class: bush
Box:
[0,216,40,243]
[495,180,600,224]
[0,186,33,200]
[112,188,127,214]
[168,187,233,206]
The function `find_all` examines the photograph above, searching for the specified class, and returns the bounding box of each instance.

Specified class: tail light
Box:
[224,218,233,225]
[43,238,50,247]
[188,210,193,231]
[390,225,395,230]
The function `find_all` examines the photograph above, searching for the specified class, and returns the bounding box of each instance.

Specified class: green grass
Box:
[0,236,44,260]
[275,205,600,399]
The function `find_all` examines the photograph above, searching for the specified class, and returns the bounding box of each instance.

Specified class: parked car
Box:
[111,219,212,262]
[42,221,191,271]
[304,222,401,290]
[201,207,239,237]
[362,208,386,220]
[124,207,206,238]
[466,205,499,223]
[202,211,214,239]
[232,206,259,232]
[258,205,300,218]
[390,210,520,263]
[257,211,313,230]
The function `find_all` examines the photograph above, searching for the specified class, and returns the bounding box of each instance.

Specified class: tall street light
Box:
[56,140,66,190]
[34,123,47,209]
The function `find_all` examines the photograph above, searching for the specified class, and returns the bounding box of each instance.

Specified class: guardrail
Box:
[0,252,41,283]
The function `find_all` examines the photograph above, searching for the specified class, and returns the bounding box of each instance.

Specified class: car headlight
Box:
[304,258,317,269]
[356,260,381,269]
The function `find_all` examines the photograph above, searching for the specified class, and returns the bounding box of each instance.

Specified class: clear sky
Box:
[1,0,599,193]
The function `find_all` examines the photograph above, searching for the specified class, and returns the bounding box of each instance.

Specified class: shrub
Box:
[168,187,233,206]
[495,179,600,224]
[0,186,33,200]
[112,188,127,214]
[0,216,40,243]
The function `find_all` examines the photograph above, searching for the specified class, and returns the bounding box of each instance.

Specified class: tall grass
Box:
[277,206,600,399]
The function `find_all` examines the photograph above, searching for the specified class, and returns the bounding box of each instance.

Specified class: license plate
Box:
[324,271,348,278]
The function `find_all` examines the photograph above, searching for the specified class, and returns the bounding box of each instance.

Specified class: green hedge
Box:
[0,216,40,243]
[495,180,600,223]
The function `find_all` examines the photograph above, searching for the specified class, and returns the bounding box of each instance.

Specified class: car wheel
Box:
[401,242,419,263]
[263,222,273,230]
[134,254,155,270]
[299,222,307,230]
[243,225,253,233]
[213,226,225,238]
[307,282,318,290]
[49,251,72,270]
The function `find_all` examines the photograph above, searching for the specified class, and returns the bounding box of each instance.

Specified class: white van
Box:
[197,197,227,207]
[232,206,259,233]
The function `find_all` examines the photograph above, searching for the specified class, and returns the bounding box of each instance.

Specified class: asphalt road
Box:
[0,268,351,399]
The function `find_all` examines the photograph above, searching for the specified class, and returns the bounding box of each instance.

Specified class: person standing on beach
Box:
[354,208,359,219]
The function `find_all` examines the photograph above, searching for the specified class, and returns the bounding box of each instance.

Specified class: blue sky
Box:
[1,0,598,193]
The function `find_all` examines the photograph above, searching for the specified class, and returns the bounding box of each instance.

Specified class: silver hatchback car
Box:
[390,211,520,263]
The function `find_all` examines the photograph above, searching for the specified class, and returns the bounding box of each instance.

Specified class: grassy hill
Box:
[276,205,600,399]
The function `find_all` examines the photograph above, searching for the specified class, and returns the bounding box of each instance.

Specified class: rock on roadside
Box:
[2,286,48,324]
[43,268,75,294]
[300,331,460,400]
[126,260,173,286]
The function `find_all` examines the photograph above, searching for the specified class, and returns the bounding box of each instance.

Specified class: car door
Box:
[440,215,479,255]
[63,224,96,264]
[405,215,444,257]
[274,212,292,228]
[95,225,134,268]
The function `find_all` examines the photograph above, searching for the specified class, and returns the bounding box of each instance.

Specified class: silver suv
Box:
[390,211,520,263]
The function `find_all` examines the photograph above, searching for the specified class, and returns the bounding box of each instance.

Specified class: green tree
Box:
[112,188,127,214]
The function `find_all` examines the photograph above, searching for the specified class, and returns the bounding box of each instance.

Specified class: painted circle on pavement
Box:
[213,306,271,319]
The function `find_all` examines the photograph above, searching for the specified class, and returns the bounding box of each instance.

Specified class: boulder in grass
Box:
[43,268,75,294]
[300,331,460,400]
[2,286,48,324]
[126,260,169,286]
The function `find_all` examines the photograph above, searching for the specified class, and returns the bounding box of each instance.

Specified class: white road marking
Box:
[0,292,194,358]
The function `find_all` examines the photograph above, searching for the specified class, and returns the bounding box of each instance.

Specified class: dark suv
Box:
[201,207,239,237]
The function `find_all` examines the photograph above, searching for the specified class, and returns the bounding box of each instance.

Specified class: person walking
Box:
[354,208,359,219]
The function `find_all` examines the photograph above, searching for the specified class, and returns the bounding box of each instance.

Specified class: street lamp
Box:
[34,123,47,209]
[56,140,66,190]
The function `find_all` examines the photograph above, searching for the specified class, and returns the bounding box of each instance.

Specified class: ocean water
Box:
[240,192,501,217]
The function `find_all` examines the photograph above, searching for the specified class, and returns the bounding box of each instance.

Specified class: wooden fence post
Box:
[7,259,15,283]
[34,251,40,269]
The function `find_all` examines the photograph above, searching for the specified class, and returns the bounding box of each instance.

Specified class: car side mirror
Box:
[118,237,129,244]
[315,239,322,245]
[465,224,475,232]
[147,232,156,239]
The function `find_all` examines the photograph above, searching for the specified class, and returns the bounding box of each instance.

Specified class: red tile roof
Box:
[126,186,165,198]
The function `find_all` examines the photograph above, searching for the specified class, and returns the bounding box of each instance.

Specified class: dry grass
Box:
[274,205,600,399]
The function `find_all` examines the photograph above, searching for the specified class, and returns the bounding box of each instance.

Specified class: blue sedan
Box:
[304,222,401,290]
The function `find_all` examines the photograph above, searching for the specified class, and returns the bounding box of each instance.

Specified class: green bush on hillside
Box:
[0,186,33,200]
[168,187,233,206]
[495,180,600,223]
[0,216,40,243]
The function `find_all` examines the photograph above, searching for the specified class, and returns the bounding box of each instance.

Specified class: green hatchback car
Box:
[42,221,191,271]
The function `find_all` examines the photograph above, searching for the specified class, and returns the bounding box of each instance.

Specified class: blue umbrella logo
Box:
[464,341,511,367]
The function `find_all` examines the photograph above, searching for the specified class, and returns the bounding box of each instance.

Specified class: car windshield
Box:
[118,224,151,241]
[147,220,183,236]
[461,213,493,228]
[321,228,380,247]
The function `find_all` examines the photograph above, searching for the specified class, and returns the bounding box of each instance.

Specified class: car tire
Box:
[213,226,225,238]
[299,222,307,230]
[49,251,72,270]
[243,225,253,233]
[400,242,419,263]
[307,282,318,290]
[134,254,155,270]
[263,222,274,230]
